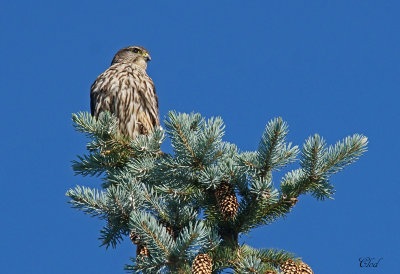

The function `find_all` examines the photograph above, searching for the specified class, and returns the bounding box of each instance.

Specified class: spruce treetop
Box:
[67,111,367,273]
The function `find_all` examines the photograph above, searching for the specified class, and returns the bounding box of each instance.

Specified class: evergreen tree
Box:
[67,111,367,273]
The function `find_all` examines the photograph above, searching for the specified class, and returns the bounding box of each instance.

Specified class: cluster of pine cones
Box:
[189,255,313,274]
[129,182,313,274]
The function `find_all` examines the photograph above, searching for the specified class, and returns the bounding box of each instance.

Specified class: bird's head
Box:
[111,46,151,69]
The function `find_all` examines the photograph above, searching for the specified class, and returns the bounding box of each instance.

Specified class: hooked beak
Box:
[143,52,151,62]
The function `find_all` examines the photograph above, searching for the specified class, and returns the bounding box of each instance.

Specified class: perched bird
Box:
[90,46,159,138]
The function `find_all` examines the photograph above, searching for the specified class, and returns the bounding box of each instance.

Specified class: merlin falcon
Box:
[90,46,160,138]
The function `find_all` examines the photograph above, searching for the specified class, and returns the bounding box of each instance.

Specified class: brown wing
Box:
[138,74,160,130]
[90,66,120,118]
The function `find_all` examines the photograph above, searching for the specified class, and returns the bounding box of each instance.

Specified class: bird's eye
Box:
[132,48,139,53]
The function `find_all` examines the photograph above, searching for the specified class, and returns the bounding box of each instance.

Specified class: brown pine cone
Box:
[191,253,212,274]
[281,259,298,274]
[281,259,314,274]
[298,261,313,274]
[136,243,150,259]
[129,230,140,245]
[215,183,239,219]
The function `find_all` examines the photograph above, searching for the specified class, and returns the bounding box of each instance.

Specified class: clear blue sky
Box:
[1,1,399,273]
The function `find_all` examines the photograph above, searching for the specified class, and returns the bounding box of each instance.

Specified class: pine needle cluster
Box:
[67,111,367,273]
